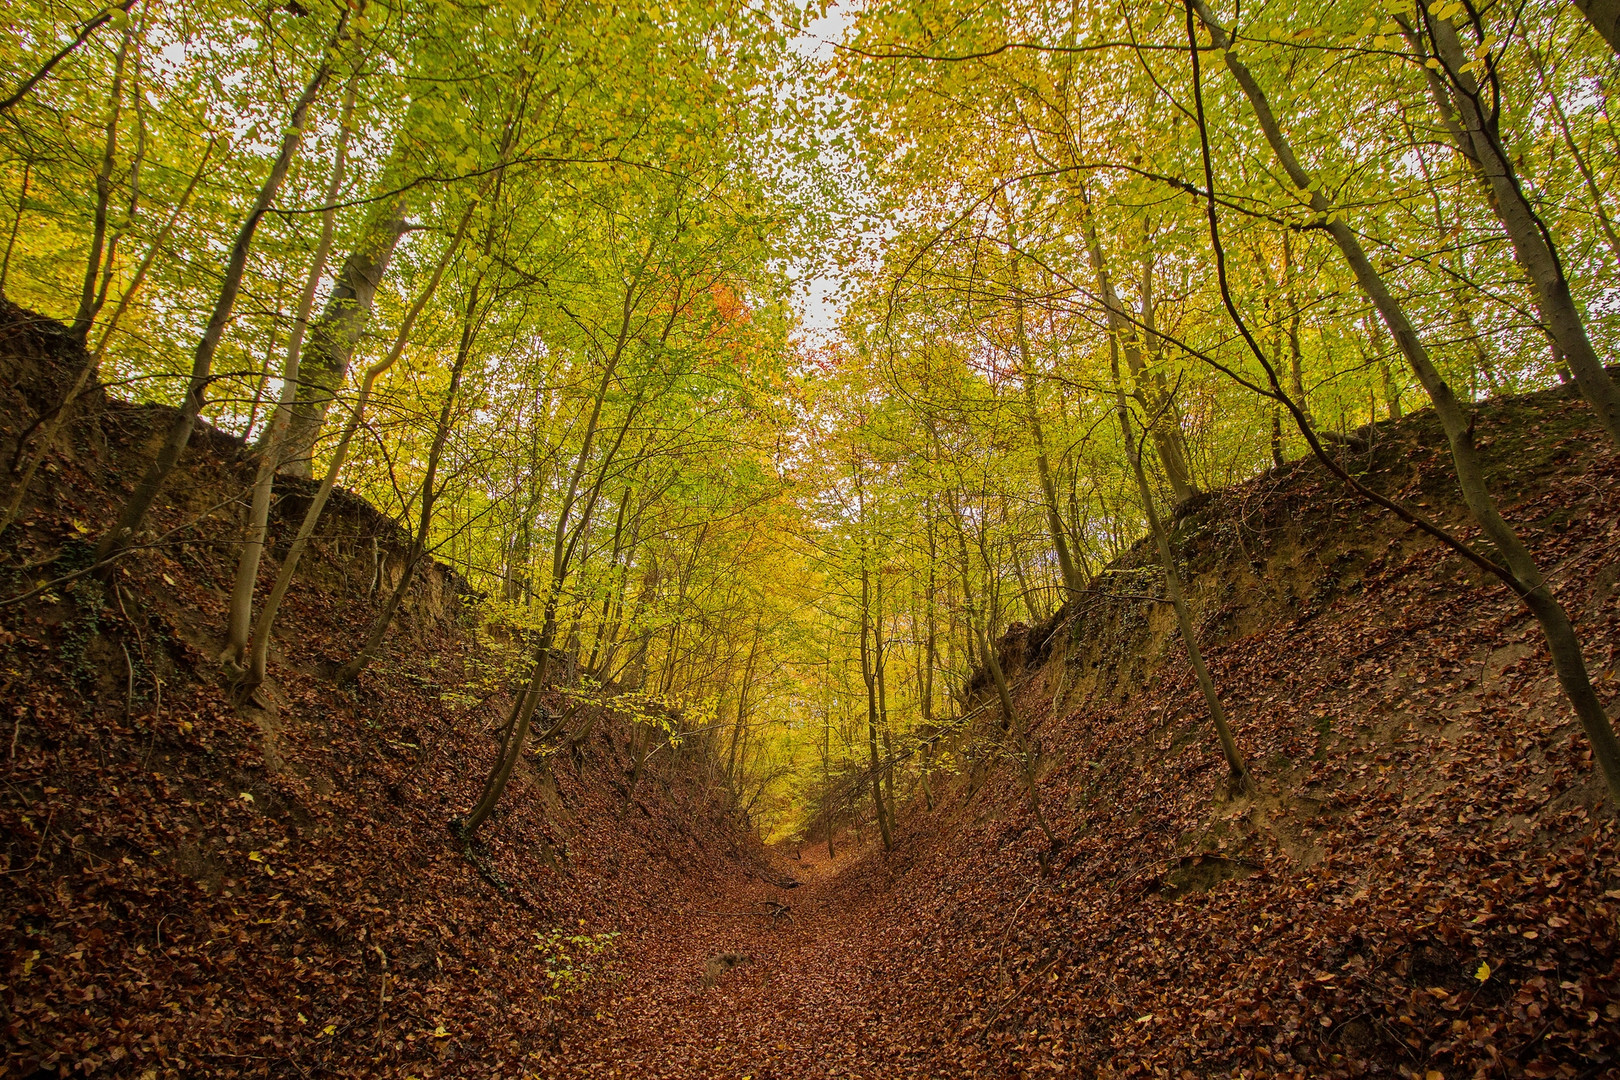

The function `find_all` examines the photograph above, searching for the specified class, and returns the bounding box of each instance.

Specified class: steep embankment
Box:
[0,303,768,1078]
[507,381,1620,1080]
[825,380,1620,1076]
[6,297,1619,1080]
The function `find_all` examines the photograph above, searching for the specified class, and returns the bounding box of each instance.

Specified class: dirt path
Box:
[556,846,914,1080]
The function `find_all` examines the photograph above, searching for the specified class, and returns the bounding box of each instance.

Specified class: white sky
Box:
[787,1,857,346]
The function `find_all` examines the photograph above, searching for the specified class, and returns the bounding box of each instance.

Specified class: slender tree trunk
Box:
[277,185,410,476]
[95,30,343,564]
[1190,0,1620,804]
[875,579,898,820]
[1528,41,1620,268]
[0,161,30,295]
[223,73,360,667]
[1113,341,1248,783]
[945,489,1056,848]
[239,202,472,692]
[1004,212,1084,597]
[1281,231,1309,419]
[1574,0,1620,58]
[70,23,132,344]
[1137,242,1200,502]
[584,486,632,675]
[822,700,835,858]
[460,243,658,837]
[336,266,482,683]
[859,555,893,850]
[918,512,939,811]
[1401,11,1620,446]
[725,618,762,793]
[1079,221,1196,503]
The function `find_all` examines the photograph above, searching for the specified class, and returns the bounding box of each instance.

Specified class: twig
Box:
[374,945,389,1043]
[2,808,53,875]
[996,880,1045,979]
[121,641,135,718]
[0,495,243,607]
[979,955,1059,1035]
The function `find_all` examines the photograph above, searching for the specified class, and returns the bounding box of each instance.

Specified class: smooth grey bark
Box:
[277,187,409,477]
[223,73,360,667]
[1406,12,1620,446]
[95,31,342,564]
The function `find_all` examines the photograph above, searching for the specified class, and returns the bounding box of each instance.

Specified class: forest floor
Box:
[3,305,1619,1079]
[552,845,902,1080]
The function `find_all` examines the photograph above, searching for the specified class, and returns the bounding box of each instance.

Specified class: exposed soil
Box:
[4,302,1618,1078]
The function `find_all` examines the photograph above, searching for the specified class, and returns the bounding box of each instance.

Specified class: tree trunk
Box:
[95,32,342,564]
[858,554,894,851]
[277,188,410,477]
[1004,212,1085,597]
[1405,11,1620,446]
[336,264,481,683]
[70,23,132,345]
[1113,341,1248,783]
[946,489,1056,848]
[1191,0,1620,804]
[223,73,359,667]
[239,201,472,692]
[1575,0,1620,57]
[1080,221,1197,504]
[460,240,658,837]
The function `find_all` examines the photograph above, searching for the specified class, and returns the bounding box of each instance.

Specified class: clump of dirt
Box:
[702,951,752,986]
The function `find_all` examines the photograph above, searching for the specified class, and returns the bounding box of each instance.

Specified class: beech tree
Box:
[3,0,1617,855]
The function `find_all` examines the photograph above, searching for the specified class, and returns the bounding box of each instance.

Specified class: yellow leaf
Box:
[239,792,254,803]
[1475,961,1491,982]
[1426,1072,1444,1080]
[322,1024,337,1036]
[248,851,263,862]
[433,1024,451,1038]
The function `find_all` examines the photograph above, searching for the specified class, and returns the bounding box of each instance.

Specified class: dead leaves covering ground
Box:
[3,319,1619,1079]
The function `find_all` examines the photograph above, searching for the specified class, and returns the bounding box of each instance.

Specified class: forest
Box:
[1,0,1618,1075]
